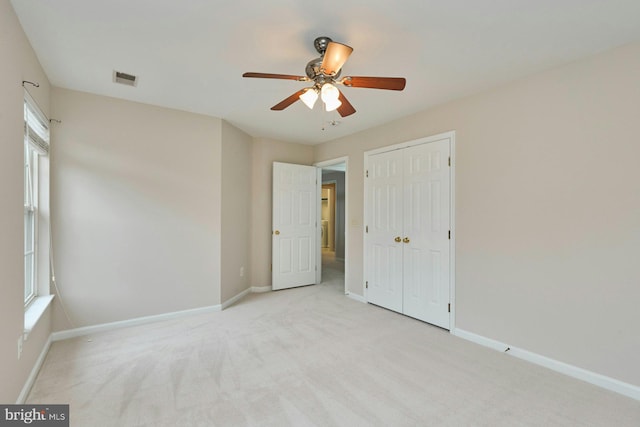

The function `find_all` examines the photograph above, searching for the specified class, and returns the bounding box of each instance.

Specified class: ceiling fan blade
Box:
[243,72,308,81]
[321,42,353,76]
[340,76,406,91]
[337,90,356,117]
[271,89,306,111]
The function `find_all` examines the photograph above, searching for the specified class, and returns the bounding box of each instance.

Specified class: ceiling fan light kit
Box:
[243,36,406,118]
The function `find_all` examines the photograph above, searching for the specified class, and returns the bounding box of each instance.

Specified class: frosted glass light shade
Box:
[299,88,318,109]
[324,97,342,112]
[321,83,341,111]
[321,83,339,101]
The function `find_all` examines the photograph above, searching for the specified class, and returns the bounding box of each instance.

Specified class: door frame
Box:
[314,157,349,294]
[363,131,456,331]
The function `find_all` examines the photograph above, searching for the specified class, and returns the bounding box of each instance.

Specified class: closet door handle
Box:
[274,230,280,235]
[403,237,410,243]
[394,236,401,242]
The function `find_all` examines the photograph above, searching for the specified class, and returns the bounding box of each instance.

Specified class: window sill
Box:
[24,295,54,338]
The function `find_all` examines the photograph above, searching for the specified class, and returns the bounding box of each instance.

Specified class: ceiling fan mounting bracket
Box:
[313,36,332,55]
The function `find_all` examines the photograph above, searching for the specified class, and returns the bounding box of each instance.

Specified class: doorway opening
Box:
[315,158,348,295]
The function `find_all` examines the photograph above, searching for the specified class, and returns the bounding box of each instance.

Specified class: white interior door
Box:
[272,162,318,290]
[366,149,404,312]
[402,140,451,328]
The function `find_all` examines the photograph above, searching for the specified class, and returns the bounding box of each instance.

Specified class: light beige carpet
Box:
[28,267,639,426]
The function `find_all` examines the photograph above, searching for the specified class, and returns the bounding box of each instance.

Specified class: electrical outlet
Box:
[239,267,244,277]
[17,336,23,359]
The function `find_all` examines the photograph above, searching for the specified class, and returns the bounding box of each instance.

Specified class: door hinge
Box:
[448,157,451,167]
[448,303,451,313]
[366,225,368,233]
[366,281,368,289]
[448,230,451,239]
[366,170,369,178]
[270,263,272,272]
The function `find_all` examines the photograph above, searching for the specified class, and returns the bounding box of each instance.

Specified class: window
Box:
[24,94,49,307]
[24,143,37,304]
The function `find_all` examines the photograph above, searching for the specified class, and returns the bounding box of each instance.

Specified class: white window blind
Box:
[24,93,50,154]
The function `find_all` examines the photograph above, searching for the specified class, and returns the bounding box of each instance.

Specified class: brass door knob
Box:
[394,236,401,242]
[274,230,280,235]
[403,237,410,243]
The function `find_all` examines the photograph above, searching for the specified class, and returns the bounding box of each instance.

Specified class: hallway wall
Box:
[322,170,345,260]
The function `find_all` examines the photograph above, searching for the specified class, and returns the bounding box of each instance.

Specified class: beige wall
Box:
[221,121,253,302]
[314,43,640,387]
[50,88,223,329]
[250,139,314,288]
[0,0,52,403]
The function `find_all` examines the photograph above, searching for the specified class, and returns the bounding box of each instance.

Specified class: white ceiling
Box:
[11,0,640,145]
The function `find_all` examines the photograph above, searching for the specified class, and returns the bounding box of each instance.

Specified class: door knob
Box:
[274,230,280,235]
[394,236,401,242]
[403,237,410,243]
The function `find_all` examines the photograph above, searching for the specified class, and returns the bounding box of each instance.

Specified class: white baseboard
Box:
[453,328,508,352]
[346,292,367,304]
[221,288,251,310]
[16,335,52,404]
[452,328,640,401]
[51,304,221,341]
[51,286,274,342]
[50,285,275,342]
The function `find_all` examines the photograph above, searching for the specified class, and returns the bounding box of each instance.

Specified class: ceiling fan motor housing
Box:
[307,37,342,83]
[305,58,341,83]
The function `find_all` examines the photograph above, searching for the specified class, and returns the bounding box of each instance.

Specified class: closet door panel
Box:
[402,141,451,328]
[366,149,404,313]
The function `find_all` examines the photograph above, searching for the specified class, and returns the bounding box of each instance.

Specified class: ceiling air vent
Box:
[113,70,138,87]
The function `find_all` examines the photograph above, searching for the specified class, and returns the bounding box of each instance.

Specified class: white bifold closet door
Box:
[367,139,451,329]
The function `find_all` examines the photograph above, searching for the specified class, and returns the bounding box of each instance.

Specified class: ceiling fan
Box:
[243,36,406,117]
